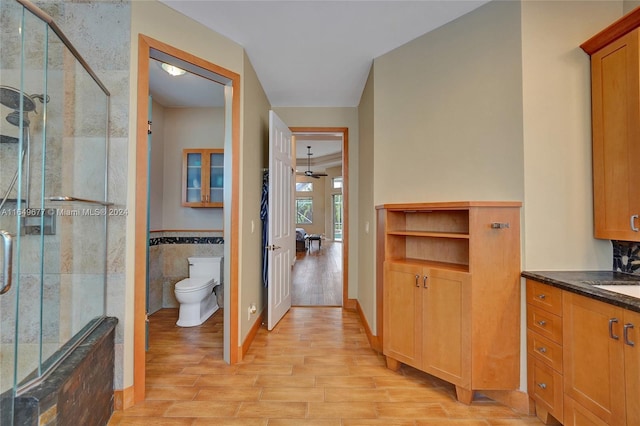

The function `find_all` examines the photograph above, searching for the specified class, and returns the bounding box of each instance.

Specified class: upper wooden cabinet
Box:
[582,9,640,241]
[377,201,521,404]
[182,148,224,208]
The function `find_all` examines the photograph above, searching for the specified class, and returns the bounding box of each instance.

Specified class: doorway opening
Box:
[134,34,241,404]
[290,128,349,308]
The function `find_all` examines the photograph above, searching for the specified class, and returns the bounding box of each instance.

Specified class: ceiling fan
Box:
[298,146,328,179]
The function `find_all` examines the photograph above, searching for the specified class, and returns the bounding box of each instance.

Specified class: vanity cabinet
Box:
[526,279,640,425]
[182,149,224,208]
[581,10,640,241]
[378,202,521,403]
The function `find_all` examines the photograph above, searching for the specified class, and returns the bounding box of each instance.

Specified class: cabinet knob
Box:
[537,294,546,300]
[537,320,547,327]
[609,318,620,340]
[537,383,547,390]
[624,323,635,347]
[537,347,547,354]
[631,215,639,232]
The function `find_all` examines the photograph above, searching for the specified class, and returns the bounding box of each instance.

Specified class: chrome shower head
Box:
[0,86,36,112]
[6,110,30,127]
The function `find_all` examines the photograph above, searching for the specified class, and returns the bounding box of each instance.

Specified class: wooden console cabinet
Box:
[377,201,522,403]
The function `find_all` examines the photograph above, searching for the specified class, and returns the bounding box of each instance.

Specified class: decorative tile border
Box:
[148,231,224,247]
[613,240,640,274]
[149,236,224,247]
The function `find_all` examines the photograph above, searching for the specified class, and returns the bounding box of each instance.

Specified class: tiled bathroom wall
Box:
[148,231,224,314]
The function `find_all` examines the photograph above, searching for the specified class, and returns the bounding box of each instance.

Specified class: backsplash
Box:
[613,240,640,274]
[148,231,224,314]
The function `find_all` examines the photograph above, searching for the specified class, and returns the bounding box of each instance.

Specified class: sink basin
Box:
[593,285,640,298]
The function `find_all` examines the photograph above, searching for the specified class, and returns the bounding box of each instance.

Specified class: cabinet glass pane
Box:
[186,153,202,203]
[210,167,223,189]
[210,188,223,203]
[187,153,202,167]
[210,153,223,167]
[186,188,201,203]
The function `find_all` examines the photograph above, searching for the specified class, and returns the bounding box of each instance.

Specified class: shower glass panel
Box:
[0,0,110,421]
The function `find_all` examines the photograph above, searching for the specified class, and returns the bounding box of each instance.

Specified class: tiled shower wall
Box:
[148,231,224,314]
[613,240,640,274]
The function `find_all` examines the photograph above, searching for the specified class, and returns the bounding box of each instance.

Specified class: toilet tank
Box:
[188,256,223,284]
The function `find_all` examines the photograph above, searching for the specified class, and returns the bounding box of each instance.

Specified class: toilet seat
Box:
[175,277,215,292]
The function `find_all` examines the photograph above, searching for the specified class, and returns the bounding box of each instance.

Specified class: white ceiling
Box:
[157,0,489,107]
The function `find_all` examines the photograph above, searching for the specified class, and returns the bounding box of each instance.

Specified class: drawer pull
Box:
[423,275,428,288]
[537,383,547,390]
[631,215,639,232]
[624,323,635,347]
[537,320,547,327]
[609,318,620,340]
[537,294,546,300]
[537,347,547,354]
[415,275,420,288]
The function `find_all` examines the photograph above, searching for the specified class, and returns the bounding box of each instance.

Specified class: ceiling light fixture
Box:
[161,63,187,77]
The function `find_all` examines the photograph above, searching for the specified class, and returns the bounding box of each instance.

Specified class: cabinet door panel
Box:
[563,293,625,425]
[564,395,610,426]
[625,310,640,425]
[383,262,422,368]
[591,29,640,241]
[422,268,470,387]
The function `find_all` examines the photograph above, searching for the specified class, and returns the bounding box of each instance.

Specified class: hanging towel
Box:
[260,171,269,287]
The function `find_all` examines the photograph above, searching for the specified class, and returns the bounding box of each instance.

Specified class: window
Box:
[296,198,313,224]
[332,177,343,189]
[296,182,313,192]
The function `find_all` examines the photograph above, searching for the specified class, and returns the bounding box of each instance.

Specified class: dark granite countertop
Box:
[521,270,640,313]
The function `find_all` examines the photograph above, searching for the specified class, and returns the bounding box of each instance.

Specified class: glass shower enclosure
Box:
[0,0,110,422]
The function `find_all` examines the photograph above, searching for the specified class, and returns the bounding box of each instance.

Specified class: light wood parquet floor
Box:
[108,307,545,426]
[292,240,343,306]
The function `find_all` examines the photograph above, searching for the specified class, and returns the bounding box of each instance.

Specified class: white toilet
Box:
[174,256,223,327]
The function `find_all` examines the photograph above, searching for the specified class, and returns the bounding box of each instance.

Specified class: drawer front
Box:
[528,356,563,423]
[527,330,563,373]
[527,305,563,345]
[526,280,563,316]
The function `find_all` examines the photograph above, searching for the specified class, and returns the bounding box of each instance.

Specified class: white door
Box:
[267,111,294,330]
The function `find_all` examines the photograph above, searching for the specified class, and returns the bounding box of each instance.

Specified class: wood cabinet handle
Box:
[624,323,635,347]
[609,318,620,340]
[415,275,420,288]
[423,276,428,288]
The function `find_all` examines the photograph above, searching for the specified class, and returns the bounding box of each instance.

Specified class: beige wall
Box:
[521,1,616,272]
[357,66,375,333]
[149,103,225,230]
[160,107,224,230]
[239,50,271,340]
[149,100,165,231]
[373,1,524,205]
[272,107,359,299]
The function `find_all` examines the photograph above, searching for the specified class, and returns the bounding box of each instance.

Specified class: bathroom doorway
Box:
[134,35,241,404]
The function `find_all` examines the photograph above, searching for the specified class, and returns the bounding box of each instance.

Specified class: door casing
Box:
[134,34,241,404]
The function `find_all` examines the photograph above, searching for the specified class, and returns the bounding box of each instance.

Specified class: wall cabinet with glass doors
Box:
[182,148,224,208]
